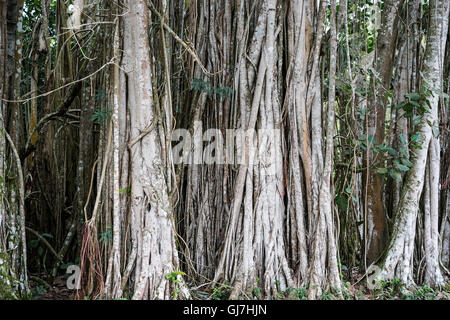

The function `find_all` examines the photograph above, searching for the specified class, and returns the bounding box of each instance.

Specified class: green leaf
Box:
[395,102,406,110]
[401,158,413,168]
[359,142,367,151]
[172,271,186,277]
[119,186,131,194]
[431,125,439,138]
[253,287,262,298]
[394,162,410,172]
[404,110,414,118]
[166,270,186,281]
[399,134,407,145]
[411,133,421,143]
[409,100,421,108]
[389,169,402,182]
[398,146,409,157]
[386,147,398,156]
[335,194,348,212]
[60,262,73,270]
[91,107,111,125]
[404,93,421,101]
[29,239,40,248]
[412,116,422,126]
[376,168,388,174]
[403,103,414,112]
[377,145,388,151]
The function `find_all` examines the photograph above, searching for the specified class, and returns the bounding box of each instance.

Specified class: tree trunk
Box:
[378,0,449,286]
[364,0,404,264]
[122,0,184,299]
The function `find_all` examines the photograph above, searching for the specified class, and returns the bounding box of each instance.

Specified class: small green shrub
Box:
[212,282,231,300]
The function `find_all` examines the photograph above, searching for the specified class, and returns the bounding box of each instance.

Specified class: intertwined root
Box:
[77,223,104,300]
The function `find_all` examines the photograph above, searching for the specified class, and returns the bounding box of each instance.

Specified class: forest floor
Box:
[30,275,75,300]
[28,272,450,300]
